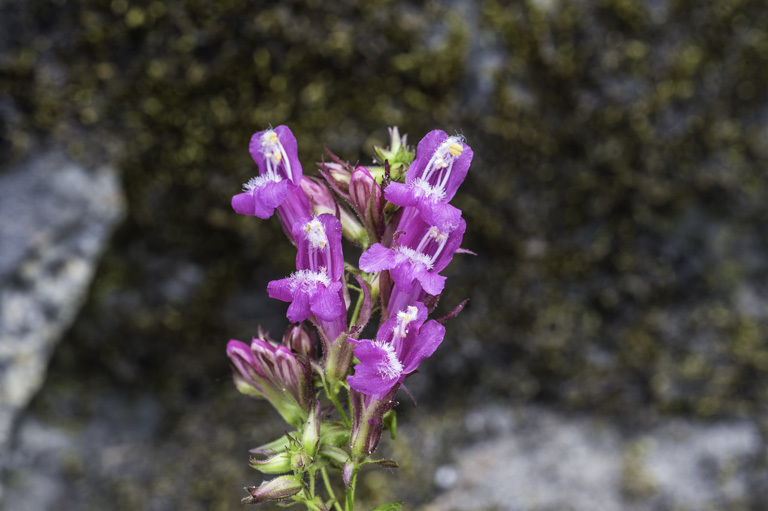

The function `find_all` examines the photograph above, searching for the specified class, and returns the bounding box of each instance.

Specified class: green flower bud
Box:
[242,475,303,505]
[302,400,321,459]
[249,451,292,474]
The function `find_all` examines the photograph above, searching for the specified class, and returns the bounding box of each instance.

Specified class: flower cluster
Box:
[227,126,472,510]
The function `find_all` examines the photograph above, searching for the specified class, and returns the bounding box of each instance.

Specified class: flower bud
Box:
[350,388,398,460]
[302,400,321,459]
[319,161,353,195]
[228,338,312,428]
[373,126,414,181]
[324,333,354,391]
[242,475,303,505]
[290,451,308,470]
[301,177,368,246]
[249,434,293,456]
[227,340,268,399]
[282,323,317,360]
[300,177,336,216]
[343,459,355,489]
[249,452,292,474]
[350,166,385,242]
[339,206,369,247]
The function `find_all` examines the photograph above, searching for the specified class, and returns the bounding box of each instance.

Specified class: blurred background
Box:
[1,0,768,509]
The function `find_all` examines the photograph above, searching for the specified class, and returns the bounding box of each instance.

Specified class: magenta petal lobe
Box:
[232,192,256,216]
[359,243,397,273]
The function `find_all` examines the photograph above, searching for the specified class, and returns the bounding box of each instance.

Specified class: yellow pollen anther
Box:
[304,223,312,233]
[268,132,279,145]
[448,143,463,156]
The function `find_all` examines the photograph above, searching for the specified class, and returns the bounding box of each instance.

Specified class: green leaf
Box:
[369,502,403,511]
[364,458,399,468]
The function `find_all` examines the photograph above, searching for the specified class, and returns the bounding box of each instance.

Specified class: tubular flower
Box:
[347,302,445,397]
[384,130,472,231]
[232,125,311,223]
[267,214,346,336]
[359,211,466,298]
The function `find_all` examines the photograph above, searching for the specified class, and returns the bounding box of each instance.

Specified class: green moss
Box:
[4,0,768,506]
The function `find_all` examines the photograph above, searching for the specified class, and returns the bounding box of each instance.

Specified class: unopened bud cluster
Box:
[227,125,473,510]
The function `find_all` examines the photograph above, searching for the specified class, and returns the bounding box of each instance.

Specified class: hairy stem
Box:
[349,286,365,328]
[325,379,350,428]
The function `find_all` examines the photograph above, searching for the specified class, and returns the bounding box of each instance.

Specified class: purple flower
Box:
[227,338,312,427]
[267,214,346,325]
[232,125,310,221]
[359,210,466,297]
[384,130,472,231]
[347,302,445,397]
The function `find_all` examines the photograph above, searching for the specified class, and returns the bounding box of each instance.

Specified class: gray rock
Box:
[0,151,124,499]
[421,405,762,511]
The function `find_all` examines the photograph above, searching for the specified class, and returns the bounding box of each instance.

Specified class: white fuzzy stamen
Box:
[289,268,330,290]
[243,173,282,191]
[373,341,403,379]
[396,246,434,269]
[411,178,446,200]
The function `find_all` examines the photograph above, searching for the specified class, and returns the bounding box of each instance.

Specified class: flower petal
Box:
[252,179,290,218]
[405,130,447,184]
[390,260,418,292]
[432,217,466,273]
[286,290,312,323]
[267,277,295,302]
[416,269,445,296]
[232,191,256,216]
[310,282,344,321]
[418,199,463,234]
[359,243,397,273]
[384,181,418,208]
[274,125,303,185]
[441,141,472,202]
[347,340,400,396]
[400,319,445,374]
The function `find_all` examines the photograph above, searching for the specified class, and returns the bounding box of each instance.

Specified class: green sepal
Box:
[363,458,398,468]
[383,409,397,440]
[248,433,294,455]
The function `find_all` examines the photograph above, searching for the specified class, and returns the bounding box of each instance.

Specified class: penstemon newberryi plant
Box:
[227,125,473,511]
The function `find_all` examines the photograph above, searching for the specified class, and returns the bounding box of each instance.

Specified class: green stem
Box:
[321,466,343,511]
[325,380,351,428]
[309,467,316,500]
[344,465,359,511]
[349,286,365,328]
